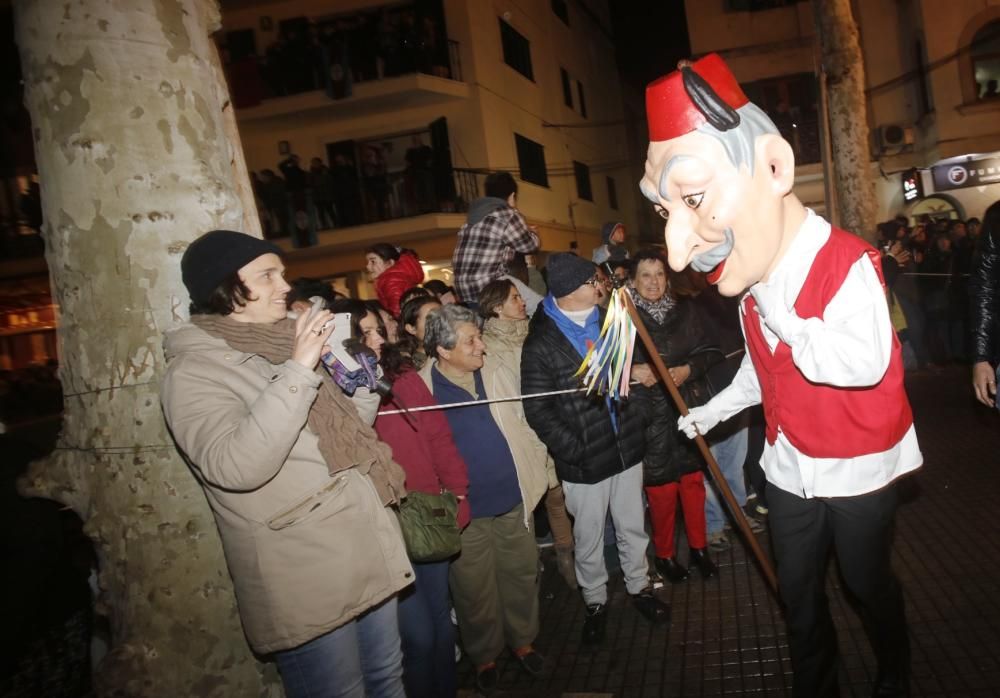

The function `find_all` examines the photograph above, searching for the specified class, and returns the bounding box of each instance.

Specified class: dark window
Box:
[742,72,820,164]
[560,68,574,108]
[725,0,803,10]
[515,134,548,187]
[574,161,592,201]
[606,176,618,210]
[499,18,534,81]
[551,0,570,26]
[577,80,587,118]
[972,20,1000,100]
[915,40,933,114]
[225,29,257,62]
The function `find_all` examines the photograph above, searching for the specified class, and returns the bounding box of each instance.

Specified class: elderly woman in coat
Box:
[478,278,576,589]
[161,230,411,698]
[418,303,552,694]
[629,248,722,584]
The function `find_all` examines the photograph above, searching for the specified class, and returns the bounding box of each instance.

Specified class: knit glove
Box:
[677,403,722,439]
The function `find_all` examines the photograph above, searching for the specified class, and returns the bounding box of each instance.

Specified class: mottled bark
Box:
[813,0,877,242]
[13,1,277,695]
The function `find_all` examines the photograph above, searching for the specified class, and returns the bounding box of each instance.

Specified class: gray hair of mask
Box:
[640,102,780,205]
[423,303,479,359]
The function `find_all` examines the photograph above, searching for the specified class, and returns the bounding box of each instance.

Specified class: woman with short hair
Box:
[419,304,552,694]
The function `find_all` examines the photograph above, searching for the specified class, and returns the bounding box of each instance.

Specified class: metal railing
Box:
[260,166,483,246]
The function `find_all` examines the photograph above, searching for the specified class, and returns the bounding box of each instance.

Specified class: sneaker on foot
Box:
[631,587,670,624]
[582,603,607,644]
[474,662,500,695]
[707,530,731,553]
[513,645,546,677]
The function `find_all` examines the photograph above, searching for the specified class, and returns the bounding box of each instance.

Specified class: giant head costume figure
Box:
[640,54,807,297]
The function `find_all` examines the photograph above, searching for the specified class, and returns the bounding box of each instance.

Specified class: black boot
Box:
[654,556,689,583]
[689,547,718,579]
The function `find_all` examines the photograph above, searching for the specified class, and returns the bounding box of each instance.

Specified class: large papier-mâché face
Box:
[641,130,788,297]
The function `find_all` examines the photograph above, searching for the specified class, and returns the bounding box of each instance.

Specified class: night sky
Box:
[609,0,691,90]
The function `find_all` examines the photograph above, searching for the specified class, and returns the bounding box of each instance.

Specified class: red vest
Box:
[742,227,913,458]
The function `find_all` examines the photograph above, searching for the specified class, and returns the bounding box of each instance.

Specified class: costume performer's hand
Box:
[750,284,794,342]
[292,309,335,370]
[750,284,781,320]
[972,361,997,407]
[678,404,721,439]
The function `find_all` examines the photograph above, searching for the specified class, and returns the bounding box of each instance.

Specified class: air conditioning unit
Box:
[878,124,915,149]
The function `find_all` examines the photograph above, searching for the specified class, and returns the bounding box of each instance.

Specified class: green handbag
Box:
[397,490,462,563]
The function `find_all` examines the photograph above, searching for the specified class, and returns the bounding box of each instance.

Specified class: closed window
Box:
[561,68,574,108]
[574,161,593,201]
[499,19,534,81]
[552,0,570,26]
[606,176,619,210]
[577,80,587,118]
[515,134,548,187]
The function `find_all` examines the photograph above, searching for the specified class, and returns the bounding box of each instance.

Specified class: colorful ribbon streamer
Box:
[574,288,636,399]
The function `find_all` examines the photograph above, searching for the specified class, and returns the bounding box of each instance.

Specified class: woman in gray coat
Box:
[161,230,411,698]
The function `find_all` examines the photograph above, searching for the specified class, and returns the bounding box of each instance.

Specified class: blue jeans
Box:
[705,425,749,535]
[397,560,456,698]
[275,597,405,698]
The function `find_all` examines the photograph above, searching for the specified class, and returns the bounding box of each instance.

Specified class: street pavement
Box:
[457,365,1000,697]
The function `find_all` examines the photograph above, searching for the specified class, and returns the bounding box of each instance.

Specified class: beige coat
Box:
[418,344,553,527]
[161,323,412,654]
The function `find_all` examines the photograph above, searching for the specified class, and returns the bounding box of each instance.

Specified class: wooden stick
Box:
[623,292,779,593]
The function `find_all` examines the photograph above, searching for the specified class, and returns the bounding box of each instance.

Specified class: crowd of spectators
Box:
[251,140,451,246]
[876,213,984,369]
[224,6,452,108]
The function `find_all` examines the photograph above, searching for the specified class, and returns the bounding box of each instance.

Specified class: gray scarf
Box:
[628,286,676,325]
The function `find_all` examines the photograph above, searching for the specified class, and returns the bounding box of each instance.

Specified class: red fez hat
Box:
[646,53,749,142]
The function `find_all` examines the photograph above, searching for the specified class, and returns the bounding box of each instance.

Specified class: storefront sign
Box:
[931,155,1000,192]
[901,168,923,202]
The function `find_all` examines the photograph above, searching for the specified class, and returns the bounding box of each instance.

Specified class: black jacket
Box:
[631,297,723,486]
[970,226,999,365]
[521,307,645,485]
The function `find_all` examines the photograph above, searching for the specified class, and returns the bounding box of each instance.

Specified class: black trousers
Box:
[768,482,910,698]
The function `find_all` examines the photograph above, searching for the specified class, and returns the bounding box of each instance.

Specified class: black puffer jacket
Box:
[630,296,723,486]
[521,307,645,485]
[970,224,999,365]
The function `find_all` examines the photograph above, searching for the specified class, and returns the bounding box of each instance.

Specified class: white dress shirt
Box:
[706,210,923,498]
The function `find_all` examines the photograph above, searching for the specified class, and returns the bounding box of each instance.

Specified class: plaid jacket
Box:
[452,203,539,303]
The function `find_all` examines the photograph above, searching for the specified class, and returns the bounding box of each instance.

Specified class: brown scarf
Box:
[191,314,406,505]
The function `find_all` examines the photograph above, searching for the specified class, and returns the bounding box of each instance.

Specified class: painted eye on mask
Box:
[654,205,669,221]
[682,193,704,209]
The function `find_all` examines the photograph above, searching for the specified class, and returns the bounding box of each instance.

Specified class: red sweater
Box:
[743,227,913,458]
[375,251,425,317]
[375,370,471,527]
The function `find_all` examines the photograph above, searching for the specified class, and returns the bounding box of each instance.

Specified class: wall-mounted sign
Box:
[901,168,923,202]
[931,155,1000,192]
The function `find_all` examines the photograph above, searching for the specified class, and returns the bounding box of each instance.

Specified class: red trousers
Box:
[645,471,707,558]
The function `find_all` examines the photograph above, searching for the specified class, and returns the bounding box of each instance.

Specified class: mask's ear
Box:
[755,133,796,197]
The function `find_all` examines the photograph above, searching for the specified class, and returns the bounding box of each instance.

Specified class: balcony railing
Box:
[260,167,486,248]
[226,37,463,110]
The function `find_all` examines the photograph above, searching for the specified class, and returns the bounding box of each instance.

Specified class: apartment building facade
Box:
[220,0,642,291]
[684,0,1000,227]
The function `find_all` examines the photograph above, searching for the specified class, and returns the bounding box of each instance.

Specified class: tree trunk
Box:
[13,1,278,695]
[812,0,877,243]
